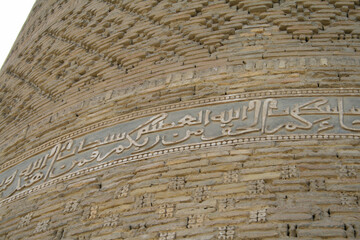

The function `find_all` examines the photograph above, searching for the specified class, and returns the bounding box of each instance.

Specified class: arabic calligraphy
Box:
[0,96,359,200]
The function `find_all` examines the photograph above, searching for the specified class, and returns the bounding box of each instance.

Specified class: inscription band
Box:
[0,88,359,206]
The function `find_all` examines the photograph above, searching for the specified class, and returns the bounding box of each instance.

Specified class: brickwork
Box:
[0,141,359,239]
[0,0,359,239]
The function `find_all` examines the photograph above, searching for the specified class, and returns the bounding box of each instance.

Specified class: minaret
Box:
[0,0,359,239]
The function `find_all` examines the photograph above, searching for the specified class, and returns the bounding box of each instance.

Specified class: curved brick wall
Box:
[0,0,359,239]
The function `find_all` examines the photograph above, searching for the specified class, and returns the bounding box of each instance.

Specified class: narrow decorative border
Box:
[1,88,359,173]
[1,133,358,206]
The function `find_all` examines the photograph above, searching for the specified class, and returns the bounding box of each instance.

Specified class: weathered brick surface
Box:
[0,0,359,239]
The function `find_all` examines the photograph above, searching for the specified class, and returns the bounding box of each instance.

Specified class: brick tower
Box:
[0,0,359,239]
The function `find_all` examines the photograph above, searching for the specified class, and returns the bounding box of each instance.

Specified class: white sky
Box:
[0,0,37,69]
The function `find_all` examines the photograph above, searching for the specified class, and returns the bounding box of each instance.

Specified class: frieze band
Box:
[2,88,360,173]
[0,88,359,206]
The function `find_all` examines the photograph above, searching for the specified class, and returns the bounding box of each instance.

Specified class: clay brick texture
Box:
[0,0,359,239]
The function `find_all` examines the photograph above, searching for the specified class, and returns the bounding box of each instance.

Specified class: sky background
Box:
[0,0,37,69]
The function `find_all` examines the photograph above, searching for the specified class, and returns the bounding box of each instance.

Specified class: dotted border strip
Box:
[1,133,358,206]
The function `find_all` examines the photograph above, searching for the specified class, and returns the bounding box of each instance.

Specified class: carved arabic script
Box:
[0,96,359,199]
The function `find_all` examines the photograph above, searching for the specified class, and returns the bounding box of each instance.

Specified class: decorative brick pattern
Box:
[0,0,359,239]
[34,219,50,233]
